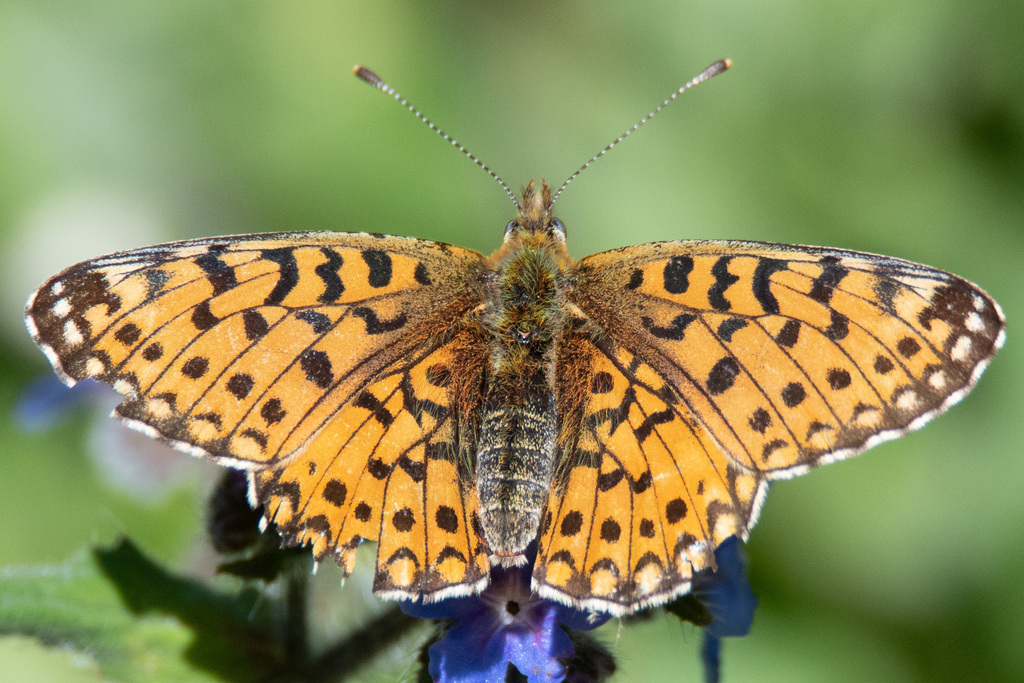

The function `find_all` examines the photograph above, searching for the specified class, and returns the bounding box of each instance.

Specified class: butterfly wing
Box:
[535,322,760,614]
[572,240,1004,477]
[535,239,1004,614]
[26,231,491,598]
[254,325,491,599]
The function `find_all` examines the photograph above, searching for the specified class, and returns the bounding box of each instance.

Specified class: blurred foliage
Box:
[0,541,262,682]
[0,537,423,682]
[1,1,1021,681]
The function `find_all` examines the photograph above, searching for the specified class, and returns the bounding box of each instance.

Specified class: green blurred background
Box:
[1,1,1021,681]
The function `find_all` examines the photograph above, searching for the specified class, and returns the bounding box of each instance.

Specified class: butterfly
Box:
[24,61,1005,616]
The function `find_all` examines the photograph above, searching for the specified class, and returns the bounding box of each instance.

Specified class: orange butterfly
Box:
[25,60,1004,616]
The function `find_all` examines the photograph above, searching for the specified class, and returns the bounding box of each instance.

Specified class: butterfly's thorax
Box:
[475,184,576,563]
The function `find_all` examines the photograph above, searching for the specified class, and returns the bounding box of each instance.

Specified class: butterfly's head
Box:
[505,180,566,244]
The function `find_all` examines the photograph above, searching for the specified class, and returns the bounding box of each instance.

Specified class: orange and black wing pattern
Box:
[536,321,760,614]
[533,239,1004,614]
[26,231,492,599]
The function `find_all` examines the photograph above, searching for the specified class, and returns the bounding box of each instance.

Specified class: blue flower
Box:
[402,549,610,683]
[690,536,757,683]
[692,536,756,638]
[15,375,106,431]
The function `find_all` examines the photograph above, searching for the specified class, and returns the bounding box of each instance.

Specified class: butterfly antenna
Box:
[551,59,732,206]
[354,65,521,210]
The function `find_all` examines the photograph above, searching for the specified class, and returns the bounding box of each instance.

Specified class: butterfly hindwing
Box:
[572,240,1004,477]
[535,325,760,614]
[254,327,491,599]
[26,232,487,468]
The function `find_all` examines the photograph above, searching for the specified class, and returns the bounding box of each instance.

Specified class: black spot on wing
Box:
[114,323,141,346]
[630,471,652,494]
[639,519,655,538]
[635,409,674,443]
[597,469,623,492]
[181,356,209,379]
[435,506,459,533]
[362,250,393,288]
[707,356,741,396]
[662,256,694,294]
[826,368,851,390]
[708,256,740,311]
[781,382,806,407]
[414,262,432,286]
[392,508,416,532]
[824,309,849,341]
[897,337,921,358]
[396,455,426,483]
[600,519,621,543]
[145,269,171,298]
[873,277,899,315]
[141,343,163,361]
[299,349,334,389]
[626,268,643,290]
[192,301,218,331]
[262,248,299,306]
[641,313,696,341]
[261,398,286,425]
[752,258,787,314]
[315,247,345,303]
[748,407,771,433]
[195,250,238,296]
[354,391,394,427]
[716,317,748,342]
[665,498,687,524]
[242,310,269,341]
[227,373,254,400]
[560,511,583,537]
[352,307,408,334]
[354,502,373,521]
[367,458,392,480]
[296,309,332,334]
[776,319,800,348]
[323,479,347,506]
[808,256,848,304]
[918,282,975,331]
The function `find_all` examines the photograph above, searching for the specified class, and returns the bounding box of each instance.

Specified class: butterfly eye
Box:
[504,220,519,239]
[549,218,567,241]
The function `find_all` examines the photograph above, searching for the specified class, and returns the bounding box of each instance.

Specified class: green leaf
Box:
[0,539,280,682]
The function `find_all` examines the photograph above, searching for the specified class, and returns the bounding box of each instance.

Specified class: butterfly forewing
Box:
[27,232,486,467]
[572,240,1005,478]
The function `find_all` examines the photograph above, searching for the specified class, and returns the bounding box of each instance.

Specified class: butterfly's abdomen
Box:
[476,380,557,562]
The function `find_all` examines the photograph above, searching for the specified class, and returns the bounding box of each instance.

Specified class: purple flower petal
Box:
[692,536,756,638]
[401,546,608,681]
